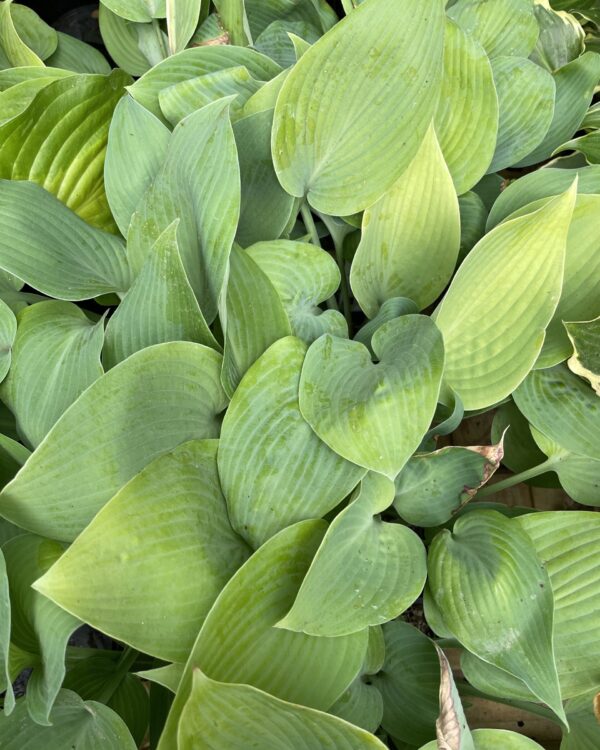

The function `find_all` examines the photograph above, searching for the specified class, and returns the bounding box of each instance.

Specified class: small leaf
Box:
[565,317,600,394]
[166,0,202,53]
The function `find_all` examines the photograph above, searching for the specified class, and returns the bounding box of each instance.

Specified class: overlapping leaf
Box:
[565,317,600,393]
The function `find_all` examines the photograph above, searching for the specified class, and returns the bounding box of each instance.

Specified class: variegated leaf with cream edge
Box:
[565,317,600,394]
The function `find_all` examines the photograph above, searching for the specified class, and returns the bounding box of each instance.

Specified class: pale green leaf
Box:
[353,297,418,352]
[530,4,585,72]
[514,363,600,460]
[0,342,227,541]
[234,109,297,246]
[0,1,45,67]
[0,301,104,448]
[515,52,600,167]
[394,441,504,527]
[435,19,498,195]
[239,67,289,117]
[0,547,13,714]
[272,0,445,215]
[488,56,555,172]
[565,316,600,394]
[434,184,576,410]
[0,297,16,384]
[4,534,80,724]
[0,180,131,300]
[561,691,600,750]
[104,222,218,369]
[176,670,387,749]
[167,0,202,53]
[136,662,184,693]
[247,239,346,342]
[157,520,368,749]
[101,0,166,23]
[555,130,600,163]
[127,99,240,324]
[255,20,319,67]
[447,0,539,59]
[420,729,545,750]
[34,440,249,662]
[428,510,565,723]
[0,76,73,126]
[300,315,444,478]
[213,0,252,45]
[98,4,152,78]
[45,31,112,74]
[0,66,72,89]
[218,336,364,548]
[0,689,137,749]
[104,95,171,238]
[350,125,459,315]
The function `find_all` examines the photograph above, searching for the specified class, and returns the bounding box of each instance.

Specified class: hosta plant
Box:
[0,0,600,748]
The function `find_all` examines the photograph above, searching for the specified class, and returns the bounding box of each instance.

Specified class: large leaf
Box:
[393,441,503,527]
[158,520,368,749]
[98,4,152,78]
[234,109,297,246]
[434,184,576,410]
[0,75,75,126]
[279,472,426,636]
[514,364,600,461]
[299,315,444,478]
[218,336,364,548]
[565,316,600,394]
[247,239,346,342]
[127,99,240,324]
[0,342,227,541]
[272,0,445,215]
[0,689,136,749]
[350,125,460,316]
[104,95,170,237]
[428,510,565,723]
[176,670,387,749]
[0,70,130,231]
[515,52,600,167]
[34,440,249,662]
[447,0,538,59]
[104,222,217,369]
[435,19,498,195]
[128,45,281,120]
[0,180,131,300]
[488,56,555,172]
[371,621,439,747]
[0,301,104,448]
[4,534,80,724]
[220,244,291,397]
[45,31,112,75]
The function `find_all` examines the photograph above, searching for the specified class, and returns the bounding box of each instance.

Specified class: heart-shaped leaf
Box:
[299,315,444,478]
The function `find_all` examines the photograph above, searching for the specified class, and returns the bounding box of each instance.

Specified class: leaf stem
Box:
[317,212,353,333]
[476,458,558,498]
[300,202,321,248]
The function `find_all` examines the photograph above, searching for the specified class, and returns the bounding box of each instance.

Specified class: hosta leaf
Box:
[0,70,130,232]
[240,67,289,117]
[104,223,217,369]
[158,520,368,749]
[219,336,365,548]
[0,180,130,300]
[98,4,152,78]
[565,317,600,394]
[0,689,136,749]
[158,67,263,126]
[280,472,425,636]
[166,0,202,53]
[435,646,474,750]
[128,46,281,120]
[4,534,80,724]
[255,20,320,67]
[434,184,576,410]
[299,315,444,478]
[514,364,600,460]
[428,510,565,723]
[447,0,538,59]
[45,31,112,75]
[101,0,166,23]
[350,126,460,315]
[137,662,184,693]
[212,0,252,45]
[353,297,418,352]
[562,691,600,750]
[530,4,584,72]
[35,440,249,662]
[0,342,227,541]
[272,0,445,215]
[127,99,240,324]
[420,729,545,750]
[488,56,555,172]
[515,52,600,167]
[247,239,346,342]
[245,0,334,38]
[0,66,72,89]
[393,442,503,527]
[0,547,13,714]
[0,297,16,384]
[8,4,57,60]
[176,670,387,749]
[435,19,498,195]
[0,301,104,448]
[371,621,439,747]
[234,109,297,247]
[555,130,600,163]
[220,245,291,397]
[0,2,46,67]
[104,95,170,237]
[0,76,74,126]
[457,192,487,262]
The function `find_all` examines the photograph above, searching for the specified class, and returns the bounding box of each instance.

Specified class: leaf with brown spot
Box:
[435,646,474,750]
